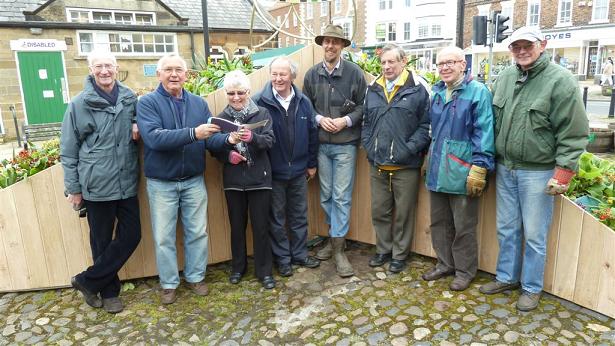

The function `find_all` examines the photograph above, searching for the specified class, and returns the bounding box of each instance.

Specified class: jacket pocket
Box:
[523,100,555,163]
[437,139,471,194]
[492,95,506,137]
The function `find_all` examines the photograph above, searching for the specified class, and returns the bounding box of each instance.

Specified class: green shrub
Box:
[0,138,60,189]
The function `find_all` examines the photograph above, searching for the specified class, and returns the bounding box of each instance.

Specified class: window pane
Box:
[79,32,93,43]
[132,34,143,43]
[134,44,143,53]
[115,13,133,24]
[154,35,164,44]
[92,12,112,23]
[136,14,153,25]
[166,45,174,52]
[81,43,93,53]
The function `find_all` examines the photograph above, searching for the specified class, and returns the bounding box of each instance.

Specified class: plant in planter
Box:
[184,55,254,96]
[566,152,615,230]
[0,138,60,189]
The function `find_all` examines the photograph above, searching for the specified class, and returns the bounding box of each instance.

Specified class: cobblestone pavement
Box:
[1,242,614,345]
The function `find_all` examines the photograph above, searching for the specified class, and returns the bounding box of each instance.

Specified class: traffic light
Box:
[472,16,488,46]
[495,14,510,43]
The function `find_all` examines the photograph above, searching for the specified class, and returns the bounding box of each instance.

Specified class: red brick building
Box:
[464,0,615,80]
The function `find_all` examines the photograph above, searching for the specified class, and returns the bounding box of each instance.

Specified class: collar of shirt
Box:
[273,87,295,110]
[323,58,341,75]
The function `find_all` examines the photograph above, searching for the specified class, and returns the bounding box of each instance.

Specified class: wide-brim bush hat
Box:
[315,24,351,47]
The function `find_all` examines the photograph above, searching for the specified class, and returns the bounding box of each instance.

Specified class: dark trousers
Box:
[370,166,420,260]
[77,196,141,299]
[269,176,309,266]
[225,189,273,280]
[429,191,479,280]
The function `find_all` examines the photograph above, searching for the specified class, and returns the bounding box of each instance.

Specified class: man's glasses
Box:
[436,60,463,69]
[161,68,186,75]
[509,42,538,53]
[91,64,116,71]
[226,90,247,96]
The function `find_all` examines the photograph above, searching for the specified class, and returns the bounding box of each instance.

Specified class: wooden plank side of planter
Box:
[133,174,158,278]
[412,183,434,258]
[50,165,90,280]
[11,179,50,288]
[477,182,498,274]
[543,196,562,293]
[573,213,606,311]
[349,150,375,244]
[596,229,615,318]
[30,169,70,286]
[0,188,27,290]
[551,198,584,300]
[204,157,232,264]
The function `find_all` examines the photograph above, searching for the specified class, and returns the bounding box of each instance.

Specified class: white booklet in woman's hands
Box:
[207,117,269,133]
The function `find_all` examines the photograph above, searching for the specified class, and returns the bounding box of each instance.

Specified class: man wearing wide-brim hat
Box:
[303,24,367,278]
[479,26,588,311]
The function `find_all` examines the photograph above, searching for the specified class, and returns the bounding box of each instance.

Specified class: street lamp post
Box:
[202,0,210,61]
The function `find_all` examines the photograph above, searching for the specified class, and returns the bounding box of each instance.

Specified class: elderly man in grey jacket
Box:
[61,50,141,314]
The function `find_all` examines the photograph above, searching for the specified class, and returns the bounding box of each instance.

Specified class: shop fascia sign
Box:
[10,39,67,51]
[543,32,572,40]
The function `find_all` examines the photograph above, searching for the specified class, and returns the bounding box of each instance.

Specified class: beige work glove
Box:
[466,165,487,197]
[545,167,575,195]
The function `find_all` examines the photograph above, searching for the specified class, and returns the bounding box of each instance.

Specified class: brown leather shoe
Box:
[422,266,455,281]
[188,280,209,296]
[450,276,472,291]
[160,288,177,305]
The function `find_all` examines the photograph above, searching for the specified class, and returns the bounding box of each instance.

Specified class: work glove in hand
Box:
[466,165,487,197]
[545,167,575,195]
[228,151,245,165]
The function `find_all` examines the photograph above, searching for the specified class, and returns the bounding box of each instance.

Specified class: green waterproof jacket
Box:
[492,53,588,171]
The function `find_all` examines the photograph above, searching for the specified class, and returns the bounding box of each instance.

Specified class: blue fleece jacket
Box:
[137,84,228,180]
[253,82,318,181]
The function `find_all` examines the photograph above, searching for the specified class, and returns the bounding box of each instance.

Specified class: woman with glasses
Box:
[212,70,276,289]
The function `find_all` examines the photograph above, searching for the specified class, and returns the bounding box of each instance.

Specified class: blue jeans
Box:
[318,143,357,237]
[269,176,309,265]
[146,176,208,289]
[495,164,554,294]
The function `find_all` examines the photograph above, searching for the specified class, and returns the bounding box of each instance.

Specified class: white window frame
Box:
[209,46,228,63]
[388,22,397,41]
[591,0,609,23]
[293,13,298,27]
[526,0,541,27]
[320,2,328,17]
[557,0,573,25]
[417,17,443,39]
[306,3,313,19]
[335,0,342,13]
[406,0,412,7]
[234,46,250,57]
[285,14,289,28]
[66,8,156,25]
[431,23,441,37]
[404,22,411,41]
[500,2,514,32]
[379,0,393,10]
[76,30,177,56]
[418,22,429,38]
[376,23,386,42]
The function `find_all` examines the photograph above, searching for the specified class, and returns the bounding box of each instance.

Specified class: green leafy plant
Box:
[346,50,440,86]
[184,55,254,96]
[0,138,60,189]
[566,152,615,230]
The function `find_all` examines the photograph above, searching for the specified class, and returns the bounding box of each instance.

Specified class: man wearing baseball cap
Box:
[303,24,367,277]
[479,26,588,311]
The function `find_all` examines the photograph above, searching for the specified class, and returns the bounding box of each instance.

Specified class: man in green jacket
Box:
[479,26,588,311]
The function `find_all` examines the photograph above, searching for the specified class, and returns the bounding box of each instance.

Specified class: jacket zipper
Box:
[389,141,394,161]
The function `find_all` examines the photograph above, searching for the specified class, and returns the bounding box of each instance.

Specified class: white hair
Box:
[437,46,465,61]
[87,50,117,66]
[269,56,298,80]
[156,54,188,71]
[223,70,251,91]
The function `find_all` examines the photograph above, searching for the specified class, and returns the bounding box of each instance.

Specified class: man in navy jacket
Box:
[137,54,232,305]
[253,56,320,277]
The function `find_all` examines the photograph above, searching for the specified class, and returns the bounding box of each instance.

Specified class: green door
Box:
[17,51,68,124]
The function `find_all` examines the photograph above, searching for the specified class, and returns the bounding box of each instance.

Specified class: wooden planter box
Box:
[0,45,613,319]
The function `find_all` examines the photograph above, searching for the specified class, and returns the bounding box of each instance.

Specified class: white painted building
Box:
[363,0,458,70]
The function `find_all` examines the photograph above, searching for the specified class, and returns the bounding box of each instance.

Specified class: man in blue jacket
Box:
[137,54,232,305]
[423,46,495,291]
[253,56,320,277]
[362,44,431,274]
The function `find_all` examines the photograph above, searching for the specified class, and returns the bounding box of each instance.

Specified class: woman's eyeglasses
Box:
[226,90,247,96]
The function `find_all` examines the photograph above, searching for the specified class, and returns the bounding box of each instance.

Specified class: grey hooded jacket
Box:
[60,76,139,201]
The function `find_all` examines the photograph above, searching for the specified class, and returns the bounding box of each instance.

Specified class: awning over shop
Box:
[250,44,305,67]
